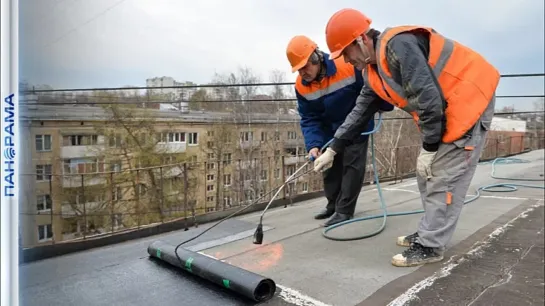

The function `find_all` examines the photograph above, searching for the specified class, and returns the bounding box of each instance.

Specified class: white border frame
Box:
[1,0,19,305]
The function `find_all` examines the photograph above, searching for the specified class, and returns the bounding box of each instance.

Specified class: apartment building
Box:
[19,104,319,248]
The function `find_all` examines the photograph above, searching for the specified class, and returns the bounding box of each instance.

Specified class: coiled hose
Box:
[321,115,545,241]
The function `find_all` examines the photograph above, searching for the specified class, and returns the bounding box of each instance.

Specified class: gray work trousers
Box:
[416,96,496,250]
[323,137,369,215]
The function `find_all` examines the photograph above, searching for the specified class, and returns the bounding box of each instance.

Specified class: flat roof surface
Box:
[20,150,545,306]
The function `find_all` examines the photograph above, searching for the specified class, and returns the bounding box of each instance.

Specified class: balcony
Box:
[236,160,257,170]
[284,156,306,165]
[61,201,104,218]
[61,145,104,158]
[238,140,260,150]
[153,166,183,178]
[155,142,187,153]
[62,175,107,188]
[283,139,304,148]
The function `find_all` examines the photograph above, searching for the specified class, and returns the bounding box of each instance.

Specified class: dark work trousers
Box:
[322,137,369,215]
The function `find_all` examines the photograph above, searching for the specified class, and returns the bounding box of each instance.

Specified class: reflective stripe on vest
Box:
[364,25,500,143]
[296,59,357,101]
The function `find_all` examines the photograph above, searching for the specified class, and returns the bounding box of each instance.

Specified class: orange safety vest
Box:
[364,26,500,143]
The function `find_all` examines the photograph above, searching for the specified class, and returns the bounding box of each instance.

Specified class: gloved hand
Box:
[313,148,336,172]
[416,148,437,179]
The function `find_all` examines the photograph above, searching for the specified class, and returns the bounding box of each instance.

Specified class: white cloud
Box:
[20,0,544,109]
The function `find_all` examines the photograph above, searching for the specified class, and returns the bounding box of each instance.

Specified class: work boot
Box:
[396,232,419,247]
[323,212,352,227]
[391,242,443,267]
[314,208,334,220]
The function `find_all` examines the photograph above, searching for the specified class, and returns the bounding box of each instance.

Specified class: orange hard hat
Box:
[286,35,318,73]
[325,8,372,59]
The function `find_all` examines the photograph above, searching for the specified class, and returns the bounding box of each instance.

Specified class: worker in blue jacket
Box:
[286,35,394,226]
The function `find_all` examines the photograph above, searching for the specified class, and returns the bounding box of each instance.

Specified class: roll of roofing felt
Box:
[147,241,276,303]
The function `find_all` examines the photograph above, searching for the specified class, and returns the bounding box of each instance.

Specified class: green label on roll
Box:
[185,257,194,272]
[156,249,161,258]
[223,279,230,288]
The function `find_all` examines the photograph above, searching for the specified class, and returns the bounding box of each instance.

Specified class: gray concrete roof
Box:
[20,104,301,124]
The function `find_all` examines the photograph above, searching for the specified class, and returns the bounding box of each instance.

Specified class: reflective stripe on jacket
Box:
[296,52,393,152]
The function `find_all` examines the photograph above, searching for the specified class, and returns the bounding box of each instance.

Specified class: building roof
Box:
[19,149,545,306]
[491,116,527,132]
[21,104,301,124]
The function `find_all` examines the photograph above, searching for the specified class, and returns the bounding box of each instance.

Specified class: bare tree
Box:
[188,88,210,111]
[201,121,237,210]
[87,91,195,229]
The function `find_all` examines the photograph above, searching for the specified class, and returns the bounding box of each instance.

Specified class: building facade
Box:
[20,103,319,248]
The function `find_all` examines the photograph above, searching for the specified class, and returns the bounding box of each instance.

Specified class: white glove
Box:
[416,148,437,179]
[313,148,336,172]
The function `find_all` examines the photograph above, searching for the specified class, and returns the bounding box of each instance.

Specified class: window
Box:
[245,191,254,201]
[286,148,297,156]
[223,174,231,186]
[207,153,215,160]
[37,195,52,211]
[109,134,122,147]
[207,174,214,181]
[63,135,98,146]
[137,184,147,196]
[287,131,297,140]
[157,132,185,143]
[207,196,214,202]
[188,133,198,145]
[274,169,280,179]
[302,182,308,192]
[223,196,232,207]
[36,165,52,181]
[112,186,122,201]
[207,163,215,170]
[207,185,214,191]
[162,155,175,165]
[207,131,214,137]
[274,131,280,141]
[110,160,122,172]
[164,177,181,192]
[261,131,267,141]
[286,165,296,176]
[35,135,52,152]
[207,141,214,148]
[287,182,295,195]
[260,170,268,181]
[38,224,53,242]
[63,158,103,174]
[223,153,232,165]
[113,213,123,228]
[240,131,253,142]
[170,132,184,143]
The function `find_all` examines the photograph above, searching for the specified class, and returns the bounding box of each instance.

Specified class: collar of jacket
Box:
[301,52,337,86]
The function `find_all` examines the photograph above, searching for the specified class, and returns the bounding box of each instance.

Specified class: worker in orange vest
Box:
[313,8,500,267]
[286,35,393,226]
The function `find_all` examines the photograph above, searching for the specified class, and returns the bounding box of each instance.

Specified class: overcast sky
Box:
[20,0,544,110]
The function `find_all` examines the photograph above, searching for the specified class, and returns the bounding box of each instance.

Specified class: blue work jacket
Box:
[295,53,393,152]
